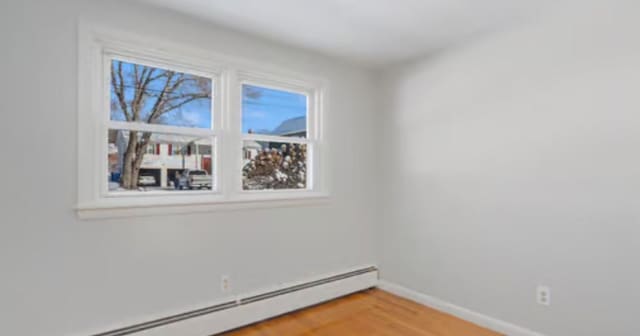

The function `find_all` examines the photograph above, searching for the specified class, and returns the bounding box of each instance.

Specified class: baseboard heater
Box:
[91,266,378,336]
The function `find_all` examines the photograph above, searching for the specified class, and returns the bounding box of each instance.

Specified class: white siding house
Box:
[109,130,212,189]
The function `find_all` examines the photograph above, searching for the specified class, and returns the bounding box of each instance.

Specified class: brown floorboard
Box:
[219,289,503,336]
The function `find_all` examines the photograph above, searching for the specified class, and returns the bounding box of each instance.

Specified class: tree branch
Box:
[111,61,131,121]
[131,66,156,121]
[161,94,210,115]
[146,72,179,123]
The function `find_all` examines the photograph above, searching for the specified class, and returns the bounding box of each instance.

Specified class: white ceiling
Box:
[140,0,553,67]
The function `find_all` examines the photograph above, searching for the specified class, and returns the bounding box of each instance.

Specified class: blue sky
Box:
[110,60,307,133]
[110,60,212,128]
[242,84,307,134]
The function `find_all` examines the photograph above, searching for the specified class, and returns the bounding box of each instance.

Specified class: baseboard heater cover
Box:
[91,266,378,336]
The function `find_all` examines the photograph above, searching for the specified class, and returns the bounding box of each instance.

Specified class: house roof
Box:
[111,129,210,146]
[272,116,306,136]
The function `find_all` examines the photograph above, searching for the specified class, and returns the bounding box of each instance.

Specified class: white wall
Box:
[4,0,640,335]
[0,1,378,335]
[379,1,640,335]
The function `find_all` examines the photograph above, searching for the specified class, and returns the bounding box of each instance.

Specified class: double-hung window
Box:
[77,26,327,218]
[106,57,218,195]
[239,76,319,192]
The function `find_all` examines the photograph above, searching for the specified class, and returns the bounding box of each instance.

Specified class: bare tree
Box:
[111,60,211,189]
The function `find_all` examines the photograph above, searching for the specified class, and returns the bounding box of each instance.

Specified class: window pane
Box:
[110,59,212,129]
[242,140,308,190]
[108,129,214,192]
[242,84,307,137]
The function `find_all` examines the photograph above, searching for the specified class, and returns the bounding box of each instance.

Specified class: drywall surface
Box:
[0,0,377,335]
[378,1,640,335]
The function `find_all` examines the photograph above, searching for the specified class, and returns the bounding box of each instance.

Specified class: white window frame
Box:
[77,25,329,219]
[102,52,222,199]
[236,71,320,195]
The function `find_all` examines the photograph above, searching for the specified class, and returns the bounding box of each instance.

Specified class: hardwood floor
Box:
[220,289,502,336]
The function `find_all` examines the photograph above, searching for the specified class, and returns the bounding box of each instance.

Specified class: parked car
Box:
[176,169,212,190]
[137,175,156,187]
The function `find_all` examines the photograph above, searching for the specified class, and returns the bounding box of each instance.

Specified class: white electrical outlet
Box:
[537,285,551,306]
[221,275,231,293]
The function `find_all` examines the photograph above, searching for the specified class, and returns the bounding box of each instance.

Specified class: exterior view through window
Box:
[108,59,214,193]
[241,84,309,190]
[78,30,326,215]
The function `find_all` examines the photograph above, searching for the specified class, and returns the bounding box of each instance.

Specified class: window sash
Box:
[103,131,219,197]
[239,141,314,193]
[239,79,318,141]
[103,52,220,132]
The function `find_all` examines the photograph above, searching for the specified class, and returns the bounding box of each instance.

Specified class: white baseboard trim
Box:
[377,280,545,336]
[83,266,378,336]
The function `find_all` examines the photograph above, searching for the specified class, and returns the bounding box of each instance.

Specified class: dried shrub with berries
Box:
[243,143,307,190]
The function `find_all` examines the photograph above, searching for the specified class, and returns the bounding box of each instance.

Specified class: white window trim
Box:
[77,24,330,219]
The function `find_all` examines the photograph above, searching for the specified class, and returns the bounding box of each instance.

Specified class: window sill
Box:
[76,192,330,220]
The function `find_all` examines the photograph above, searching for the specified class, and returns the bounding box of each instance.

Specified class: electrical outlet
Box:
[221,275,231,293]
[537,285,551,306]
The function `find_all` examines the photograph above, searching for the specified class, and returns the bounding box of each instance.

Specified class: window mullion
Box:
[222,69,243,196]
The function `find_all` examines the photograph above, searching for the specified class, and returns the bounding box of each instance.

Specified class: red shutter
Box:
[156,144,160,155]
[168,144,173,156]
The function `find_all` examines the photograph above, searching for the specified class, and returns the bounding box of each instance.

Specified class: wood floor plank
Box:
[219,289,502,336]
